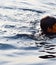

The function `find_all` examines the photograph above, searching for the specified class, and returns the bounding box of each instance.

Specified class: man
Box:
[40,16,56,35]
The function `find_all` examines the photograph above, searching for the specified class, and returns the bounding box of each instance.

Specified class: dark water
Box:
[0,0,56,65]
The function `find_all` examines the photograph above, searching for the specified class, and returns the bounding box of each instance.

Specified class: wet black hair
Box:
[40,16,56,35]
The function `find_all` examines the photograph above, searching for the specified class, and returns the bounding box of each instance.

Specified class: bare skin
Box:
[47,23,56,33]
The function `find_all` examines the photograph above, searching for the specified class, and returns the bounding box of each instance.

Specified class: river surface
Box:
[0,0,56,65]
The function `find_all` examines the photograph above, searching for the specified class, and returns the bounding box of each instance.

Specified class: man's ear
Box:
[47,27,52,32]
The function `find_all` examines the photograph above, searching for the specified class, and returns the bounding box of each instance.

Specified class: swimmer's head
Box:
[40,16,56,35]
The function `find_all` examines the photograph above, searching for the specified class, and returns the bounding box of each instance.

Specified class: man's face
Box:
[47,23,56,33]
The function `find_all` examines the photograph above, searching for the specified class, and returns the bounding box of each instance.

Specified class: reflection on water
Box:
[0,0,56,65]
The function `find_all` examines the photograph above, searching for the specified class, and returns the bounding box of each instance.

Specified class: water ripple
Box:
[0,43,17,50]
[0,6,45,13]
[4,34,36,40]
